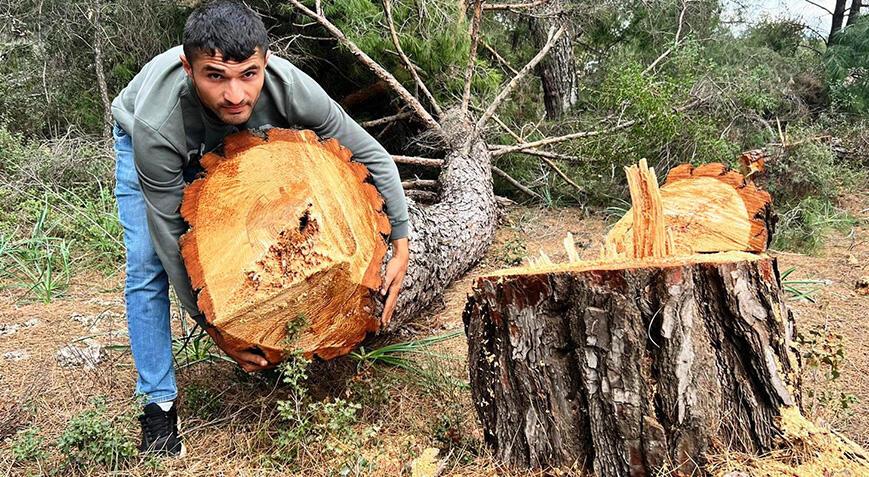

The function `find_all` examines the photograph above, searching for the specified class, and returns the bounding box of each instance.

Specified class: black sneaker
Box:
[138,402,187,457]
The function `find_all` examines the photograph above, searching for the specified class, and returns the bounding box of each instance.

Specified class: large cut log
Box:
[463,158,868,475]
[180,112,497,365]
[180,128,390,362]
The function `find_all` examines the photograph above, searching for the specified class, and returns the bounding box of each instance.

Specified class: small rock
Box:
[22,318,39,328]
[857,276,869,296]
[56,340,105,369]
[3,350,30,361]
[0,323,20,337]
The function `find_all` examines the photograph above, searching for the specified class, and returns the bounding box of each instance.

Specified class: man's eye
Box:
[208,73,222,80]
[244,71,257,78]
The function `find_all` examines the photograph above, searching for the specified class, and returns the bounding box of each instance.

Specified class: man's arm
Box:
[132,120,202,321]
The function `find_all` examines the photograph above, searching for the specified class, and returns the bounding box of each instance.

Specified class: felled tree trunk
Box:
[180,113,496,364]
[463,158,867,475]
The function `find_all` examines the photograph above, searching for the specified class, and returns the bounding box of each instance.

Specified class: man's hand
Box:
[205,326,270,373]
[380,237,409,329]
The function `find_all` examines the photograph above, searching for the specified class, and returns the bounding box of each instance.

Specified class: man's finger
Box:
[381,267,396,296]
[381,281,402,326]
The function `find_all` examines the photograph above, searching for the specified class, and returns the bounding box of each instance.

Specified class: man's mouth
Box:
[223,104,247,114]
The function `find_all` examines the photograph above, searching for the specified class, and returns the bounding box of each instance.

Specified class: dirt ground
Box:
[0,202,866,476]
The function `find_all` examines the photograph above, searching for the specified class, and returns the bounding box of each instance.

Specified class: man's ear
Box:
[264,50,271,67]
[180,54,193,78]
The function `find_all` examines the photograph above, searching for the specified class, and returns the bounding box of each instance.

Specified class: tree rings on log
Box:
[179,128,391,364]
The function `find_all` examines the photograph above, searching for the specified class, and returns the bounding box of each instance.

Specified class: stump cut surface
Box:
[179,128,390,363]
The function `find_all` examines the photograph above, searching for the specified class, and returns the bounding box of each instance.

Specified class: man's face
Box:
[181,49,269,125]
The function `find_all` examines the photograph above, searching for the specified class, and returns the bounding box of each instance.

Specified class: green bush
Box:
[826,16,869,114]
[56,399,137,470]
[11,427,48,463]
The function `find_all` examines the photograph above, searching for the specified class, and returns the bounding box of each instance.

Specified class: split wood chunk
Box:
[604,159,774,258]
[179,128,390,364]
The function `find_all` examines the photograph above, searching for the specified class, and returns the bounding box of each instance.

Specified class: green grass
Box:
[780,266,828,303]
[350,330,463,375]
[0,200,72,302]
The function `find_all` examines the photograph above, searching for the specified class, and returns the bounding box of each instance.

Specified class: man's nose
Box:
[224,79,244,104]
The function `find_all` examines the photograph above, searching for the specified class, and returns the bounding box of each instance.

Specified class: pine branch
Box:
[475,24,566,131]
[483,0,550,11]
[461,0,484,116]
[491,97,705,156]
[382,0,443,117]
[402,179,439,189]
[392,155,444,167]
[493,166,543,199]
[488,115,584,193]
[361,112,414,128]
[642,0,688,75]
[482,41,519,76]
[287,0,443,136]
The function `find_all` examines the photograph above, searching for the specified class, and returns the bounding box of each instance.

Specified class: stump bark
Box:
[463,158,868,475]
[464,252,799,474]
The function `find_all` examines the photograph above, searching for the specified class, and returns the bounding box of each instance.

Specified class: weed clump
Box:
[56,398,137,471]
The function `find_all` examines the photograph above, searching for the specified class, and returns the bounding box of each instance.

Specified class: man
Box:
[111,0,410,457]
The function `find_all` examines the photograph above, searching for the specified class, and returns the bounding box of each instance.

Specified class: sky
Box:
[722,0,839,34]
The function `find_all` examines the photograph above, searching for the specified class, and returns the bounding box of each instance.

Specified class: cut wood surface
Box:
[463,156,868,475]
[179,128,390,363]
[604,159,774,258]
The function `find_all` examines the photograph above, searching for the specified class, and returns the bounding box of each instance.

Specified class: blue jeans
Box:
[113,123,176,405]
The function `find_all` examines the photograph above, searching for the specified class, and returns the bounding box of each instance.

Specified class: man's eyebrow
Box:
[202,64,227,73]
[242,65,261,72]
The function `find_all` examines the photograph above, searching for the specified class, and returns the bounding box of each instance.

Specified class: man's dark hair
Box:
[183,0,269,63]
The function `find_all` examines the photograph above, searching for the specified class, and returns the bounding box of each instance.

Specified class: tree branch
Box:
[803,0,834,15]
[483,0,549,11]
[493,166,543,199]
[405,189,440,203]
[382,0,443,117]
[482,41,519,76]
[402,178,439,189]
[490,144,579,162]
[642,0,688,75]
[361,112,413,128]
[476,24,567,131]
[488,115,584,193]
[392,155,444,167]
[287,0,443,136]
[491,97,705,156]
[461,0,484,116]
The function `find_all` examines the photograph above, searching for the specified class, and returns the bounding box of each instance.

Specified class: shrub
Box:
[56,399,137,470]
[11,427,47,463]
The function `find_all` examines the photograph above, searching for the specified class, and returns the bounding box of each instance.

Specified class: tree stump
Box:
[463,158,868,475]
[179,128,391,363]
